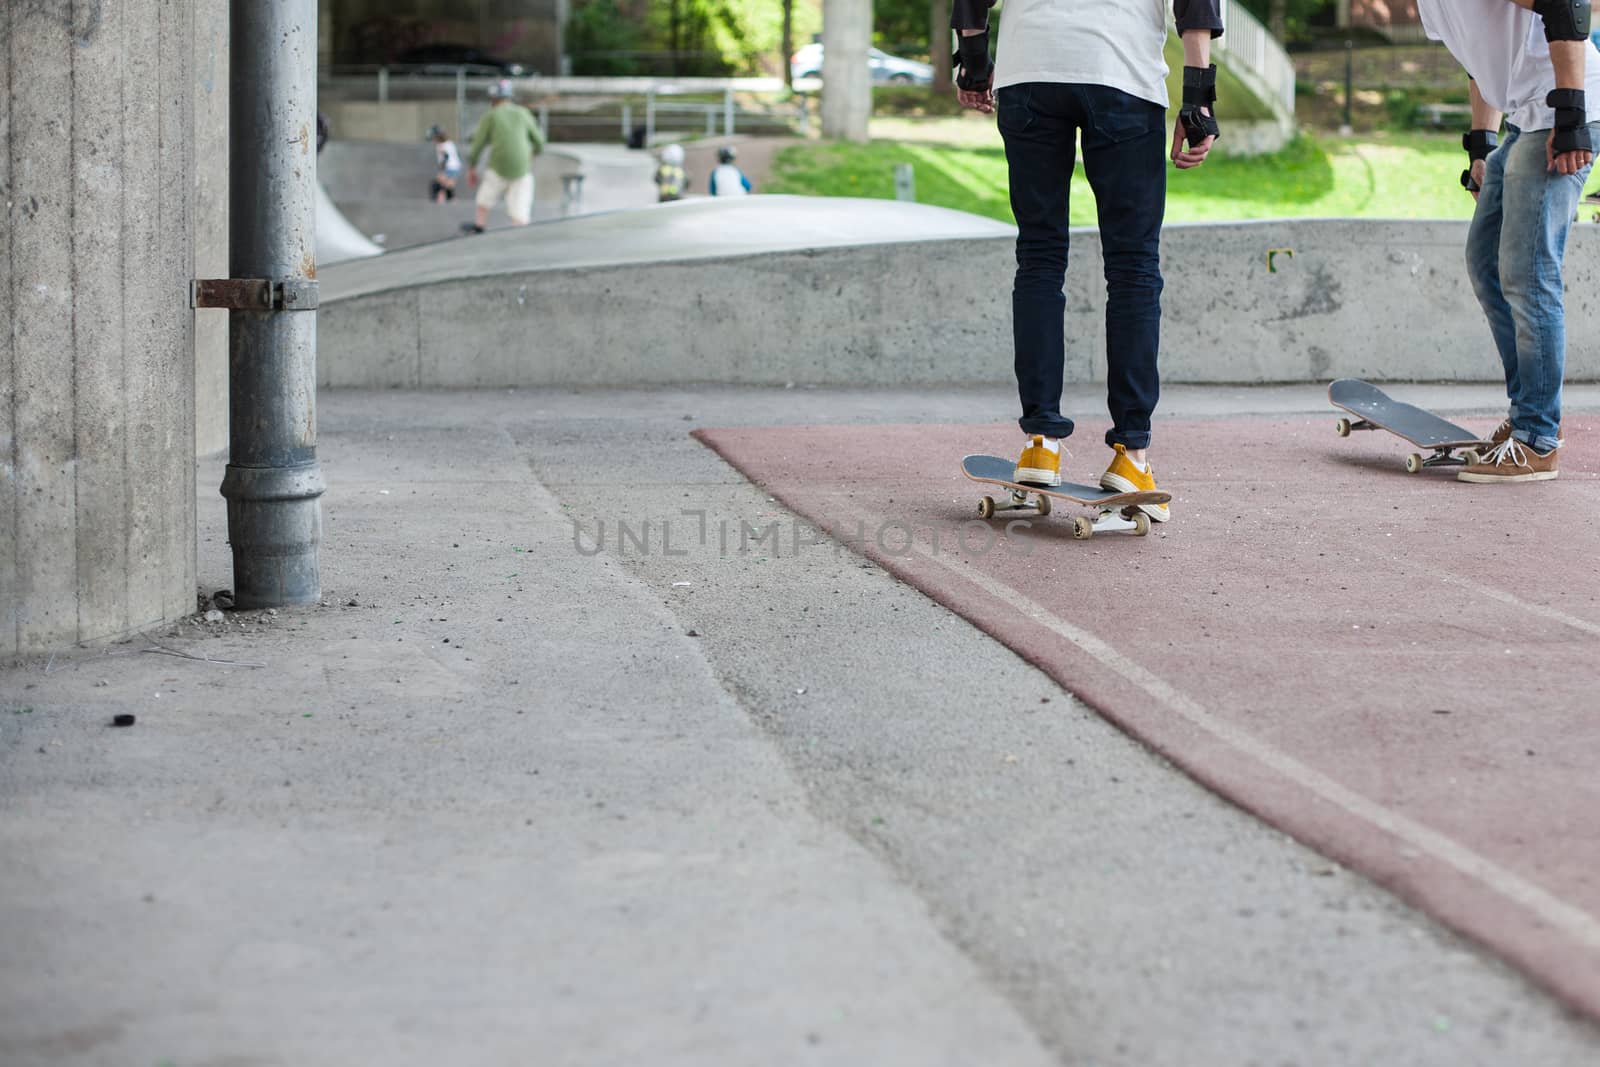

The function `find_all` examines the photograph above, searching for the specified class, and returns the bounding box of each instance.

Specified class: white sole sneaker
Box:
[1457,469,1558,483]
[1100,470,1171,522]
[1013,466,1061,486]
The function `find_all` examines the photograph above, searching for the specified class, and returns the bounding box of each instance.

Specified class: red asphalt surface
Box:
[694,417,1600,1020]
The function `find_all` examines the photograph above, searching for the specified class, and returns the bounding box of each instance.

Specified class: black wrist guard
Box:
[1179,65,1221,148]
[1547,88,1592,155]
[1459,128,1498,189]
[953,31,993,92]
[1533,0,1590,43]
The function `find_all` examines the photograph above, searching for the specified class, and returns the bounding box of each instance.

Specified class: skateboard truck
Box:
[974,488,1150,540]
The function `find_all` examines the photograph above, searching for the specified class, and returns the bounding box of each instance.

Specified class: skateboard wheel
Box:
[1035,494,1052,517]
[978,496,996,519]
[1336,417,1352,438]
[1132,512,1150,536]
[1405,453,1423,474]
[1072,516,1094,540]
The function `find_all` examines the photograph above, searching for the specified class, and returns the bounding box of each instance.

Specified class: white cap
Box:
[661,143,684,165]
[488,79,514,100]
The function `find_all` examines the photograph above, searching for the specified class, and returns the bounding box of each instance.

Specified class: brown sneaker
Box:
[1458,437,1559,483]
[1467,419,1558,463]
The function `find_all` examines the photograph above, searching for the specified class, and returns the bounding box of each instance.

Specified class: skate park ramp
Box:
[317,209,1600,389]
[693,417,1600,1020]
[315,183,383,265]
[317,139,656,251]
[316,195,1015,387]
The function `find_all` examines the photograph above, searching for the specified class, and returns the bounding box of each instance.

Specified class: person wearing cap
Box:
[462,79,546,234]
[427,124,463,204]
[708,145,752,197]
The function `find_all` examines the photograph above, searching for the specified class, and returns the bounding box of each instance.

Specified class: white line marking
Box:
[840,504,1600,953]
[1424,568,1600,639]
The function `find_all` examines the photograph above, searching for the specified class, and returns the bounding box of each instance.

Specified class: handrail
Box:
[1209,1,1297,128]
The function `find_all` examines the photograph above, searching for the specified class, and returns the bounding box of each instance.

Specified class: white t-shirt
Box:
[436,140,462,175]
[709,164,750,197]
[1417,0,1600,130]
[993,0,1172,107]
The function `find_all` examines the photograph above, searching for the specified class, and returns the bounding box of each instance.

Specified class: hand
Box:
[1546,129,1593,176]
[1466,158,1486,201]
[468,168,479,188]
[957,81,995,114]
[1170,113,1214,169]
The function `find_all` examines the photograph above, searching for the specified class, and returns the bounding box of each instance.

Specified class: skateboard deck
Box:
[960,454,1171,539]
[1328,378,1484,473]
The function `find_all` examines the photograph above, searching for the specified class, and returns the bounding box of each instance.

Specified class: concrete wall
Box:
[2,1,198,655]
[315,212,1600,388]
[195,0,230,456]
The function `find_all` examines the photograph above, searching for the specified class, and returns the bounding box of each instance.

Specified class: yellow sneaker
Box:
[1013,435,1062,486]
[1100,443,1170,522]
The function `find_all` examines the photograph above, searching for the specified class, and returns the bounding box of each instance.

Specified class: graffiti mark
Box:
[1266,248,1294,273]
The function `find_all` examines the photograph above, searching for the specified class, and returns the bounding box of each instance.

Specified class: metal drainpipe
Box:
[221,0,324,608]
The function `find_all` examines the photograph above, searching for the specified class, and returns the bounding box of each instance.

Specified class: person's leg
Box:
[1465,128,1520,426]
[998,83,1077,443]
[473,167,505,230]
[1077,85,1167,457]
[506,173,534,226]
[1495,122,1594,452]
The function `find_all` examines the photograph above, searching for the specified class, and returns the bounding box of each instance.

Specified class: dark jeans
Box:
[998,82,1166,449]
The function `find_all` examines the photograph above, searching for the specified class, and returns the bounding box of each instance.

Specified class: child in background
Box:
[655,143,688,202]
[708,146,752,197]
[427,125,463,204]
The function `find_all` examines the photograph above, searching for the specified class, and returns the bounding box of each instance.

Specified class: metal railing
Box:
[319,68,804,145]
[1211,1,1298,127]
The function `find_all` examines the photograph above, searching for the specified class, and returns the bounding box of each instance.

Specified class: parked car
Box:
[394,44,526,76]
[790,43,933,85]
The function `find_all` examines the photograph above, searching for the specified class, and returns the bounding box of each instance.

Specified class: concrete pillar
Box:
[821,0,872,142]
[195,0,230,456]
[2,1,198,655]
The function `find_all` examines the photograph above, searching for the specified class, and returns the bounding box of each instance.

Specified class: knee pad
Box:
[1533,0,1589,42]
[429,179,443,198]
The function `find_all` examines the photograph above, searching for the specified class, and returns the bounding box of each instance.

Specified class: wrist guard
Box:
[1179,65,1221,148]
[954,31,993,92]
[1547,89,1592,155]
[1533,0,1590,42]
[1460,129,1498,190]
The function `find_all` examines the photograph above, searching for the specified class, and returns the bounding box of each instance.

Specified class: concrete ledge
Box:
[317,201,1600,387]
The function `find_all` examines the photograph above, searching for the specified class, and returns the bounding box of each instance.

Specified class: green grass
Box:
[766,132,1600,224]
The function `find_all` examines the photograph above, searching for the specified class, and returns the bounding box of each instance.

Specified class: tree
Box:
[822,0,872,141]
[929,0,951,93]
[782,0,795,88]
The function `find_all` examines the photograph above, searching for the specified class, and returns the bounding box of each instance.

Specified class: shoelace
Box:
[1479,437,1531,468]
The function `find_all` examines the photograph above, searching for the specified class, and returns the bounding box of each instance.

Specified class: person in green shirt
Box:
[461,80,546,234]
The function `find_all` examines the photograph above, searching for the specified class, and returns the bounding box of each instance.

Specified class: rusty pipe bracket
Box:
[191,278,320,310]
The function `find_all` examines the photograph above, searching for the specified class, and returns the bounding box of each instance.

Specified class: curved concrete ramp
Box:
[317,196,1015,388]
[316,204,1600,389]
[316,183,383,265]
[323,196,1013,300]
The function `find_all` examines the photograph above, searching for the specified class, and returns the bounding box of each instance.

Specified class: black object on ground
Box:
[111,714,136,727]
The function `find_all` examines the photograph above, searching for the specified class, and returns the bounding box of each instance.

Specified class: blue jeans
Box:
[998,82,1166,449]
[1465,122,1597,453]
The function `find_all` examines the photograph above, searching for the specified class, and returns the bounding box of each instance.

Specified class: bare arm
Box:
[1470,79,1503,132]
[1182,28,1212,69]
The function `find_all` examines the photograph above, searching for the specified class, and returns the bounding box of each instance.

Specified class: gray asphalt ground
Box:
[4,384,1600,1066]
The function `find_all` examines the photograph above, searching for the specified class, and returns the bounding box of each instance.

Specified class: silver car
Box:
[790,43,934,85]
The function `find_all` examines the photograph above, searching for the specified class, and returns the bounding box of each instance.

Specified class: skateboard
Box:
[1328,378,1485,473]
[960,454,1172,540]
